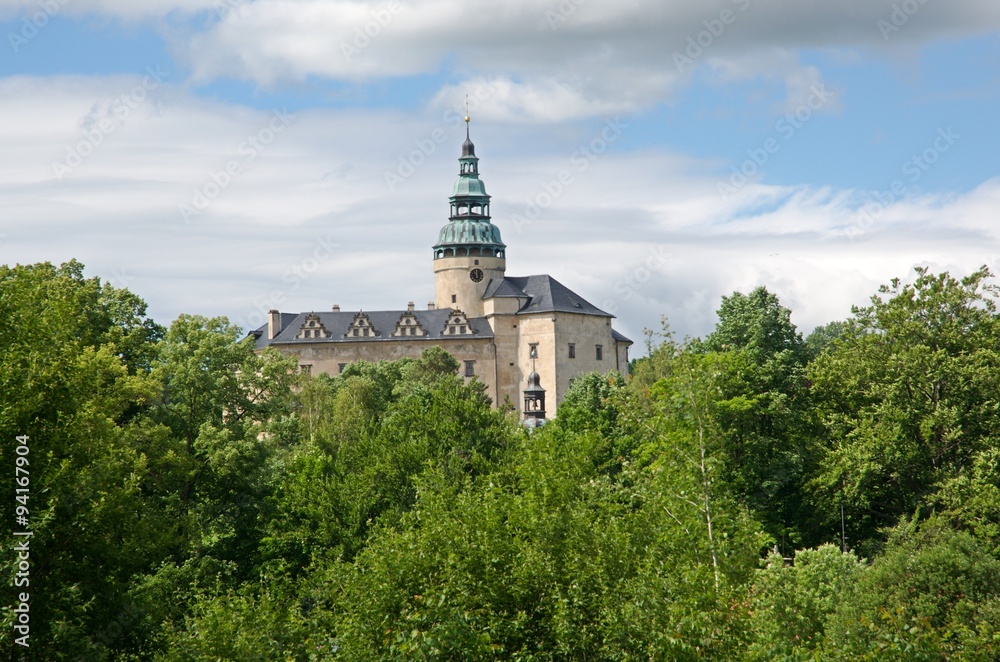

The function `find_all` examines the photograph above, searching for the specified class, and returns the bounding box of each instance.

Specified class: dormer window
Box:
[442,310,476,336]
[392,312,427,338]
[296,314,329,340]
[345,312,379,339]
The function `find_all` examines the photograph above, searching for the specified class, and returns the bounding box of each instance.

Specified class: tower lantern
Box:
[522,369,547,428]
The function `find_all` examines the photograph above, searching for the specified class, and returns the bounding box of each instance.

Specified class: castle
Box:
[252,118,632,420]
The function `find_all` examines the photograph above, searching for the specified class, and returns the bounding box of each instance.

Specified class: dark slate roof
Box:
[251,308,493,349]
[485,274,612,317]
[482,277,529,299]
[249,313,299,346]
[612,329,634,345]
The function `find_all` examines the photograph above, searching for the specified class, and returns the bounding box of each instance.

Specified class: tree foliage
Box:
[5,261,1000,659]
[808,266,1000,551]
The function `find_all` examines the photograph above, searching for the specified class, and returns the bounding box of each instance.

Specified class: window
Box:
[300,364,312,374]
[596,345,603,361]
[568,343,576,359]
[451,294,457,304]
[465,361,476,377]
[338,363,347,373]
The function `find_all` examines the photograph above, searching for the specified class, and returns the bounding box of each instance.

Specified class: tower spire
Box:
[461,96,476,159]
[432,110,507,316]
[465,95,471,141]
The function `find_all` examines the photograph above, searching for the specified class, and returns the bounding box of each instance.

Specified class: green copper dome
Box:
[452,175,488,197]
[433,122,506,260]
[436,218,504,247]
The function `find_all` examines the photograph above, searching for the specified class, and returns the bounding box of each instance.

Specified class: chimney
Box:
[407,301,415,312]
[268,310,281,340]
[427,302,436,310]
[332,304,341,312]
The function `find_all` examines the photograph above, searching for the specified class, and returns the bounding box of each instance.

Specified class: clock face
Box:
[470,268,484,283]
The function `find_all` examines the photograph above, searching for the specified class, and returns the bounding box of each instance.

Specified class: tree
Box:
[670,286,817,548]
[0,262,171,658]
[804,319,847,359]
[823,518,1000,660]
[808,267,1000,551]
[699,286,806,365]
[746,544,861,660]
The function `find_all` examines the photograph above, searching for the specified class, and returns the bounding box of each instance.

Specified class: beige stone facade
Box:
[252,126,631,419]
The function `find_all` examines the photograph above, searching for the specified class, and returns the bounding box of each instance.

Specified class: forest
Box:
[3,259,1000,660]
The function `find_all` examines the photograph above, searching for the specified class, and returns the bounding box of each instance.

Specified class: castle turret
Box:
[433,115,506,317]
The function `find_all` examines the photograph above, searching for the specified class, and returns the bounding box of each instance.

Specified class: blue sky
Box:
[1,1,999,345]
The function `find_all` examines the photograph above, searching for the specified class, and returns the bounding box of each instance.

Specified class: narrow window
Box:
[465,361,476,377]
[568,343,576,359]
[451,294,457,304]
[596,345,603,361]
[338,363,347,373]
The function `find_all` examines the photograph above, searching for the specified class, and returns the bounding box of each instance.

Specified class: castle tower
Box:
[433,115,506,317]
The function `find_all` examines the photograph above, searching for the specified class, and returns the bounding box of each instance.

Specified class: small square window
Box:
[568,343,576,359]
[338,363,348,373]
[464,361,476,377]
[300,364,312,374]
[596,345,603,361]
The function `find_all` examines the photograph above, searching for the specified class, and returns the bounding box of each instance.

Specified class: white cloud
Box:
[2,0,997,122]
[1,76,997,344]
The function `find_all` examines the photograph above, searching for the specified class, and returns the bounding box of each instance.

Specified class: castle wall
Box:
[270,337,499,403]
[550,312,621,405]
